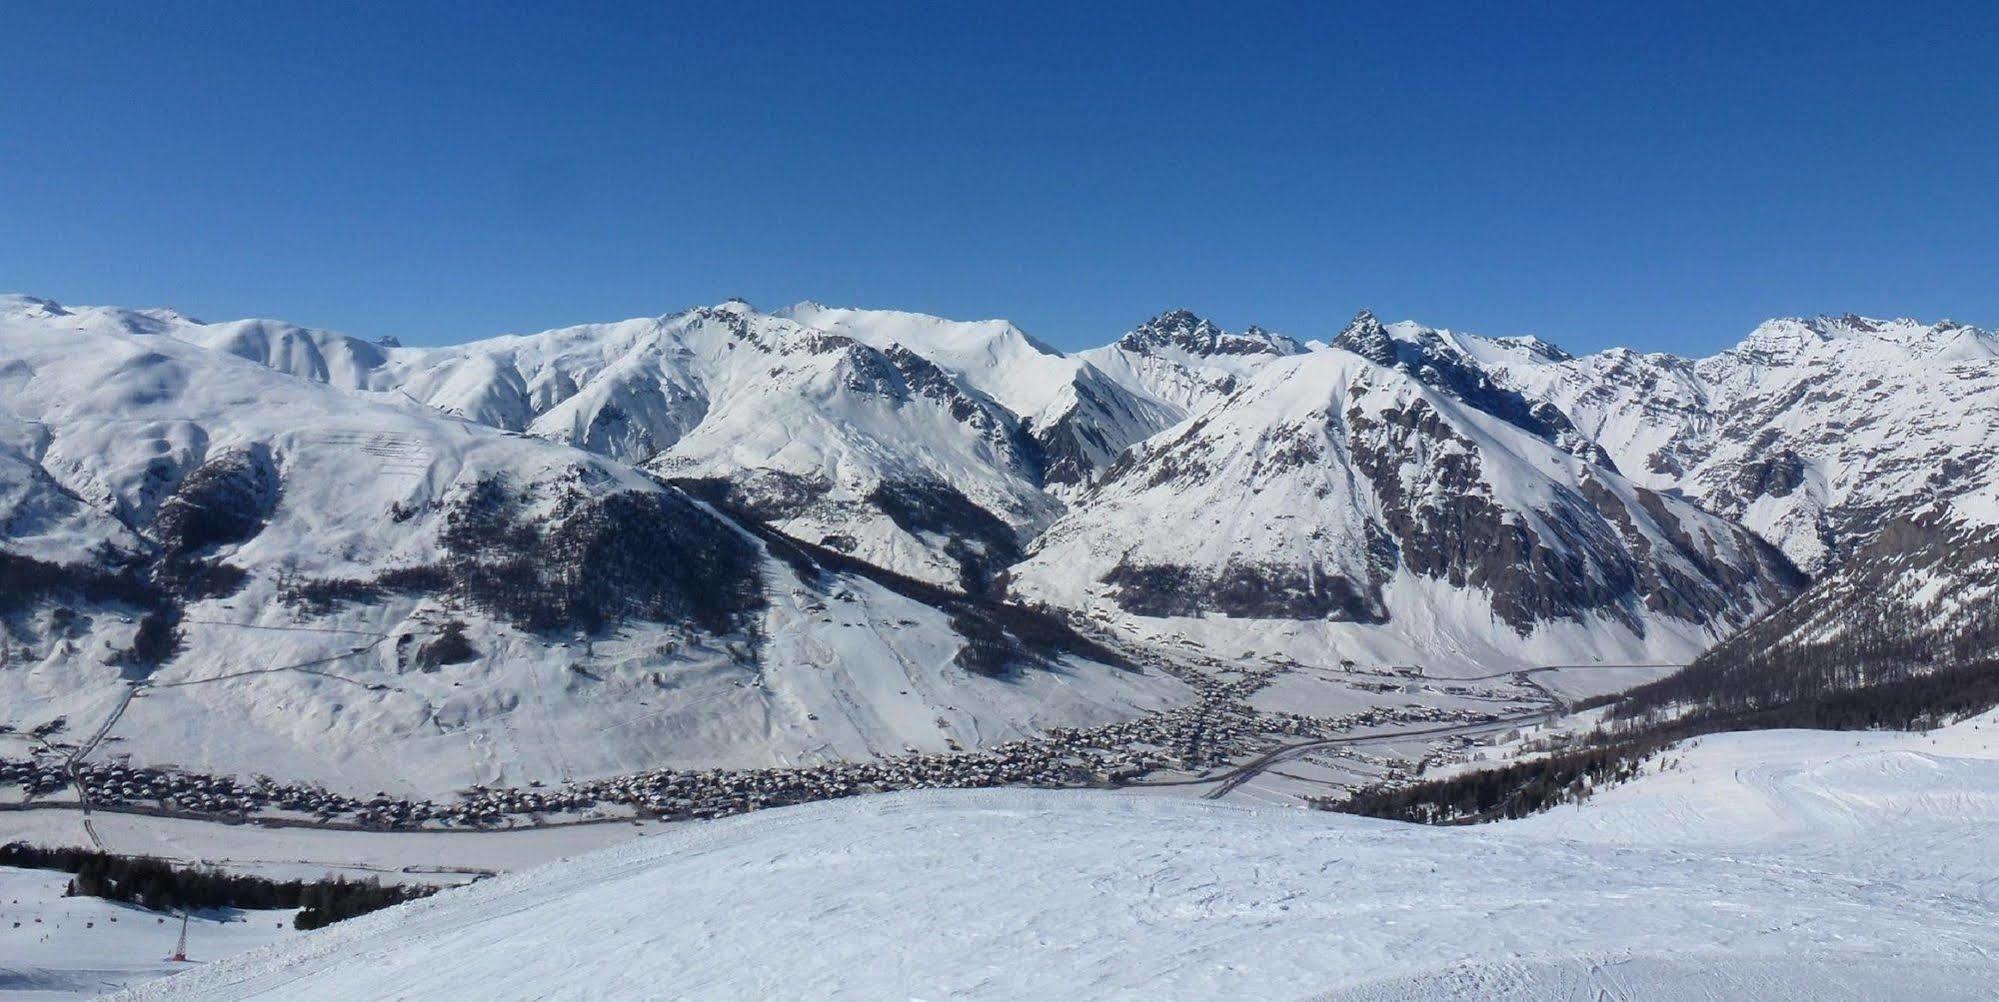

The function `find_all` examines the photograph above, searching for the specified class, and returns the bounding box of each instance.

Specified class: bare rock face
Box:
[1115,309,1306,359]
[1346,398,1640,631]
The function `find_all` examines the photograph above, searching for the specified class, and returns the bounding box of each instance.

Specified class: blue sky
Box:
[4,2,1993,353]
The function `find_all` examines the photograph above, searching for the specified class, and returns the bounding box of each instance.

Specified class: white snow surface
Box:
[114,711,1999,1001]
[0,866,297,1000]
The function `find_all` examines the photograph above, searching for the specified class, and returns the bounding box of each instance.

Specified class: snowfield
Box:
[112,712,1999,1001]
[0,866,297,1000]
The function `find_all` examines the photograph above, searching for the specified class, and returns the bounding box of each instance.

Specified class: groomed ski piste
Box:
[103,711,1999,1001]
[0,867,296,999]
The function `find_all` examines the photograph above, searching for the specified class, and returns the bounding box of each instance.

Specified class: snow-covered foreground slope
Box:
[1511,710,1999,846]
[120,714,1999,1001]
[0,866,297,1000]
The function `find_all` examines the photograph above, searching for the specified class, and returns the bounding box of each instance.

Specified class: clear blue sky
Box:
[4,2,1994,354]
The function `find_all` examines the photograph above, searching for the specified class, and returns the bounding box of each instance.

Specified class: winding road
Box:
[1176,661,1684,802]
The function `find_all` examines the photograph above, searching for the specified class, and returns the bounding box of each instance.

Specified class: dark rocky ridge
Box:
[1116,309,1304,359]
[1348,398,1801,633]
[1333,311,1613,468]
[1026,375,1168,487]
[290,473,765,637]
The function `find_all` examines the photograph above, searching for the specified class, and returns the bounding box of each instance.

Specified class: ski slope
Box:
[0,866,296,1000]
[114,712,1999,1001]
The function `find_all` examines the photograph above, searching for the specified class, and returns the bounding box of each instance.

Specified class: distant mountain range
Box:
[4,292,1992,794]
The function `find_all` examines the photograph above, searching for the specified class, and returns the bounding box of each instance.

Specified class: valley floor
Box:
[99,710,1999,1001]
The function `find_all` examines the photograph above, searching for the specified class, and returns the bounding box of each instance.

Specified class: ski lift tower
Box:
[168,909,190,962]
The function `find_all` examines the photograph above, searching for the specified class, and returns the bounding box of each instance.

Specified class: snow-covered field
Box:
[0,867,296,1000]
[107,712,1999,1001]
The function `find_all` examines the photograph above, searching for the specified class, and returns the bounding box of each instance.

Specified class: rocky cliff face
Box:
[1078,309,1307,418]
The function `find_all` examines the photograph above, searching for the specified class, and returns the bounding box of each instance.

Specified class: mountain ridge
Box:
[4,290,1989,801]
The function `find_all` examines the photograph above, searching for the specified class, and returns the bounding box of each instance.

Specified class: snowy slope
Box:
[777,302,1180,490]
[1013,347,1802,674]
[0,866,298,1000]
[166,298,1060,589]
[0,298,1185,797]
[116,712,1999,1001]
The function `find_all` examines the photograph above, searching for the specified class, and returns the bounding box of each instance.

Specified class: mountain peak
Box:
[136,306,202,326]
[1137,308,1215,335]
[1330,310,1393,364]
[1493,333,1574,362]
[1728,314,1995,365]
[0,294,72,319]
[1118,310,1300,358]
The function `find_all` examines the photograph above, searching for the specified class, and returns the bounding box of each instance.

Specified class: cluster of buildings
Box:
[0,653,1514,831]
[0,758,402,822]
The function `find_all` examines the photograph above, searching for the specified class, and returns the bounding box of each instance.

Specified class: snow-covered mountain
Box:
[776,302,1181,492]
[1329,310,1611,466]
[7,289,1995,801]
[175,300,1063,591]
[1365,312,1999,574]
[1621,484,1999,717]
[1012,345,1802,670]
[1242,308,1999,689]
[0,296,1184,796]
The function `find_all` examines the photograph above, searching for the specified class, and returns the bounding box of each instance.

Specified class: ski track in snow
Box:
[100,712,1999,1001]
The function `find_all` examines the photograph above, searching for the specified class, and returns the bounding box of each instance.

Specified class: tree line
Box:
[1,841,432,930]
[1332,517,1999,826]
